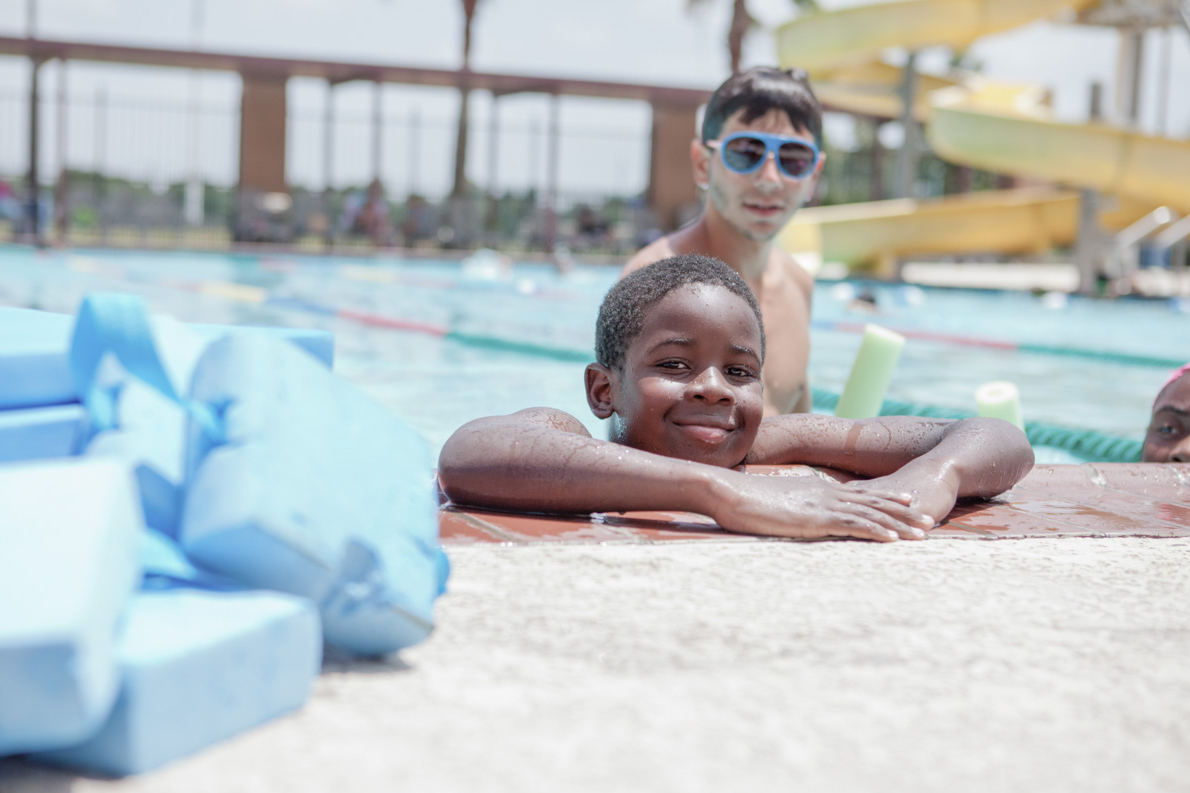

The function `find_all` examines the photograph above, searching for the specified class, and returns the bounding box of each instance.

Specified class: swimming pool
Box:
[0,247,1181,459]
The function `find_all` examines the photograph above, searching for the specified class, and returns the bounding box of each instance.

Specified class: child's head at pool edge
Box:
[1142,363,1190,463]
[588,254,766,468]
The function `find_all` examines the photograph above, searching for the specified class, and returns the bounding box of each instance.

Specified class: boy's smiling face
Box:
[587,283,764,468]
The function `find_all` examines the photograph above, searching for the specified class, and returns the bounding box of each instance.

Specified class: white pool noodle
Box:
[975,380,1024,431]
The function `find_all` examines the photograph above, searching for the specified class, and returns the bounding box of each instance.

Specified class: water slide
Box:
[773,0,1190,274]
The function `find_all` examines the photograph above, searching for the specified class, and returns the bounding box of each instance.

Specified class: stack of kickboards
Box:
[0,296,449,776]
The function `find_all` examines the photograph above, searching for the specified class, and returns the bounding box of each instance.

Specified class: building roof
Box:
[0,36,713,107]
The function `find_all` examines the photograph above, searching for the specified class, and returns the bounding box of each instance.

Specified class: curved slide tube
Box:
[774,0,1190,272]
[928,89,1190,214]
[774,0,1099,77]
[780,187,1153,272]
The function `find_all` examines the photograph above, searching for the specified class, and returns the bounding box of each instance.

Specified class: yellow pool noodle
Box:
[975,380,1024,431]
[834,324,906,419]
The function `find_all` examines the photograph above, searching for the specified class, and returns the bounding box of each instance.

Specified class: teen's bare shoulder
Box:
[772,248,815,307]
[621,236,681,277]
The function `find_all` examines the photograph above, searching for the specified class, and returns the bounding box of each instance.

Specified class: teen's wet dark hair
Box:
[701,67,823,147]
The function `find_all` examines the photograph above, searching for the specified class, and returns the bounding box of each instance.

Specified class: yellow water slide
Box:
[773,0,1190,273]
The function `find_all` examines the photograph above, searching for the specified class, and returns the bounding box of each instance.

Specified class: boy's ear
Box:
[585,363,616,419]
[690,137,710,190]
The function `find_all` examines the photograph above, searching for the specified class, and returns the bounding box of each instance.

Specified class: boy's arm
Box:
[438,408,933,542]
[438,407,715,516]
[747,414,1035,521]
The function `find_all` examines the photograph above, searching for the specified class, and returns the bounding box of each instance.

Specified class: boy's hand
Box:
[711,473,933,542]
[848,465,962,529]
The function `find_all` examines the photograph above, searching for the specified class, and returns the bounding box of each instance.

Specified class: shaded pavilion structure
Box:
[0,35,711,248]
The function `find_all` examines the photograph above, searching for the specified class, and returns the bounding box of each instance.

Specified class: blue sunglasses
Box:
[705,132,821,180]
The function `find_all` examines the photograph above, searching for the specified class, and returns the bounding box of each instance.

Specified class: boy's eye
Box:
[727,365,757,379]
[1149,420,1184,438]
[657,360,688,370]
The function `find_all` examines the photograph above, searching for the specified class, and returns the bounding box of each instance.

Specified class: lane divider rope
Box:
[811,320,1184,369]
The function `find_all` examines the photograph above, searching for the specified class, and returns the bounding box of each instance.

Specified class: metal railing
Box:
[1153,214,1190,271]
[1112,206,1177,273]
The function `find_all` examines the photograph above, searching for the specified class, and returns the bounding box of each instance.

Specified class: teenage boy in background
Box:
[623,67,825,416]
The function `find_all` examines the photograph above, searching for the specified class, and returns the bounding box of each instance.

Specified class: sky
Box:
[0,0,1187,200]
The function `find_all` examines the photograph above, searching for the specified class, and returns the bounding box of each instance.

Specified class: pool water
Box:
[0,247,1182,457]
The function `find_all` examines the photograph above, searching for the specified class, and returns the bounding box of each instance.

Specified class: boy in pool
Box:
[438,255,1034,542]
[1142,363,1190,463]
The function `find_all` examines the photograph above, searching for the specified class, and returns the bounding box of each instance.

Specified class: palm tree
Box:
[687,0,819,75]
[451,0,482,200]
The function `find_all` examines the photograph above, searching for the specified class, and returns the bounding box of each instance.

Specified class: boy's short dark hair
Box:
[701,67,823,147]
[595,254,766,372]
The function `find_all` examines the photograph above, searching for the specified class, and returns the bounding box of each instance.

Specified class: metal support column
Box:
[54,58,68,245]
[184,0,205,228]
[869,118,884,201]
[486,93,499,237]
[528,119,540,198]
[1114,27,1145,125]
[544,94,560,254]
[26,56,44,247]
[1074,83,1107,295]
[322,80,335,249]
[371,80,383,185]
[893,51,920,199]
[95,86,106,242]
[408,109,420,197]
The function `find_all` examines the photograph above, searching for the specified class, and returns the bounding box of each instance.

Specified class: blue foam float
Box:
[35,586,321,776]
[85,378,191,537]
[182,333,448,656]
[0,458,143,756]
[0,403,87,463]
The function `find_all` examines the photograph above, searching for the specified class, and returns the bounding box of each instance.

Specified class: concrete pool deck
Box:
[2,464,1189,793]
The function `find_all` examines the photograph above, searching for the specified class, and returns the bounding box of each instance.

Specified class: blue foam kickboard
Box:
[0,403,87,463]
[0,459,144,756]
[181,333,447,656]
[0,306,334,410]
[35,587,321,776]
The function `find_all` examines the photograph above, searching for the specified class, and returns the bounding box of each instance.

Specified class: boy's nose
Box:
[1170,436,1190,463]
[689,367,734,402]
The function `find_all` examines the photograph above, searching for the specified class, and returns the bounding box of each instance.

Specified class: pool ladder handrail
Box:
[1111,206,1180,275]
[1153,214,1190,272]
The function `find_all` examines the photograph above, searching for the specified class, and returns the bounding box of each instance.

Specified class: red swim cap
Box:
[1156,363,1190,406]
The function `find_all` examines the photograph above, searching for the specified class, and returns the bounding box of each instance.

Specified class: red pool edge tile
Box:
[438,464,1190,546]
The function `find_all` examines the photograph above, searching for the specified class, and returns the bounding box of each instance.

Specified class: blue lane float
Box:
[0,294,448,776]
